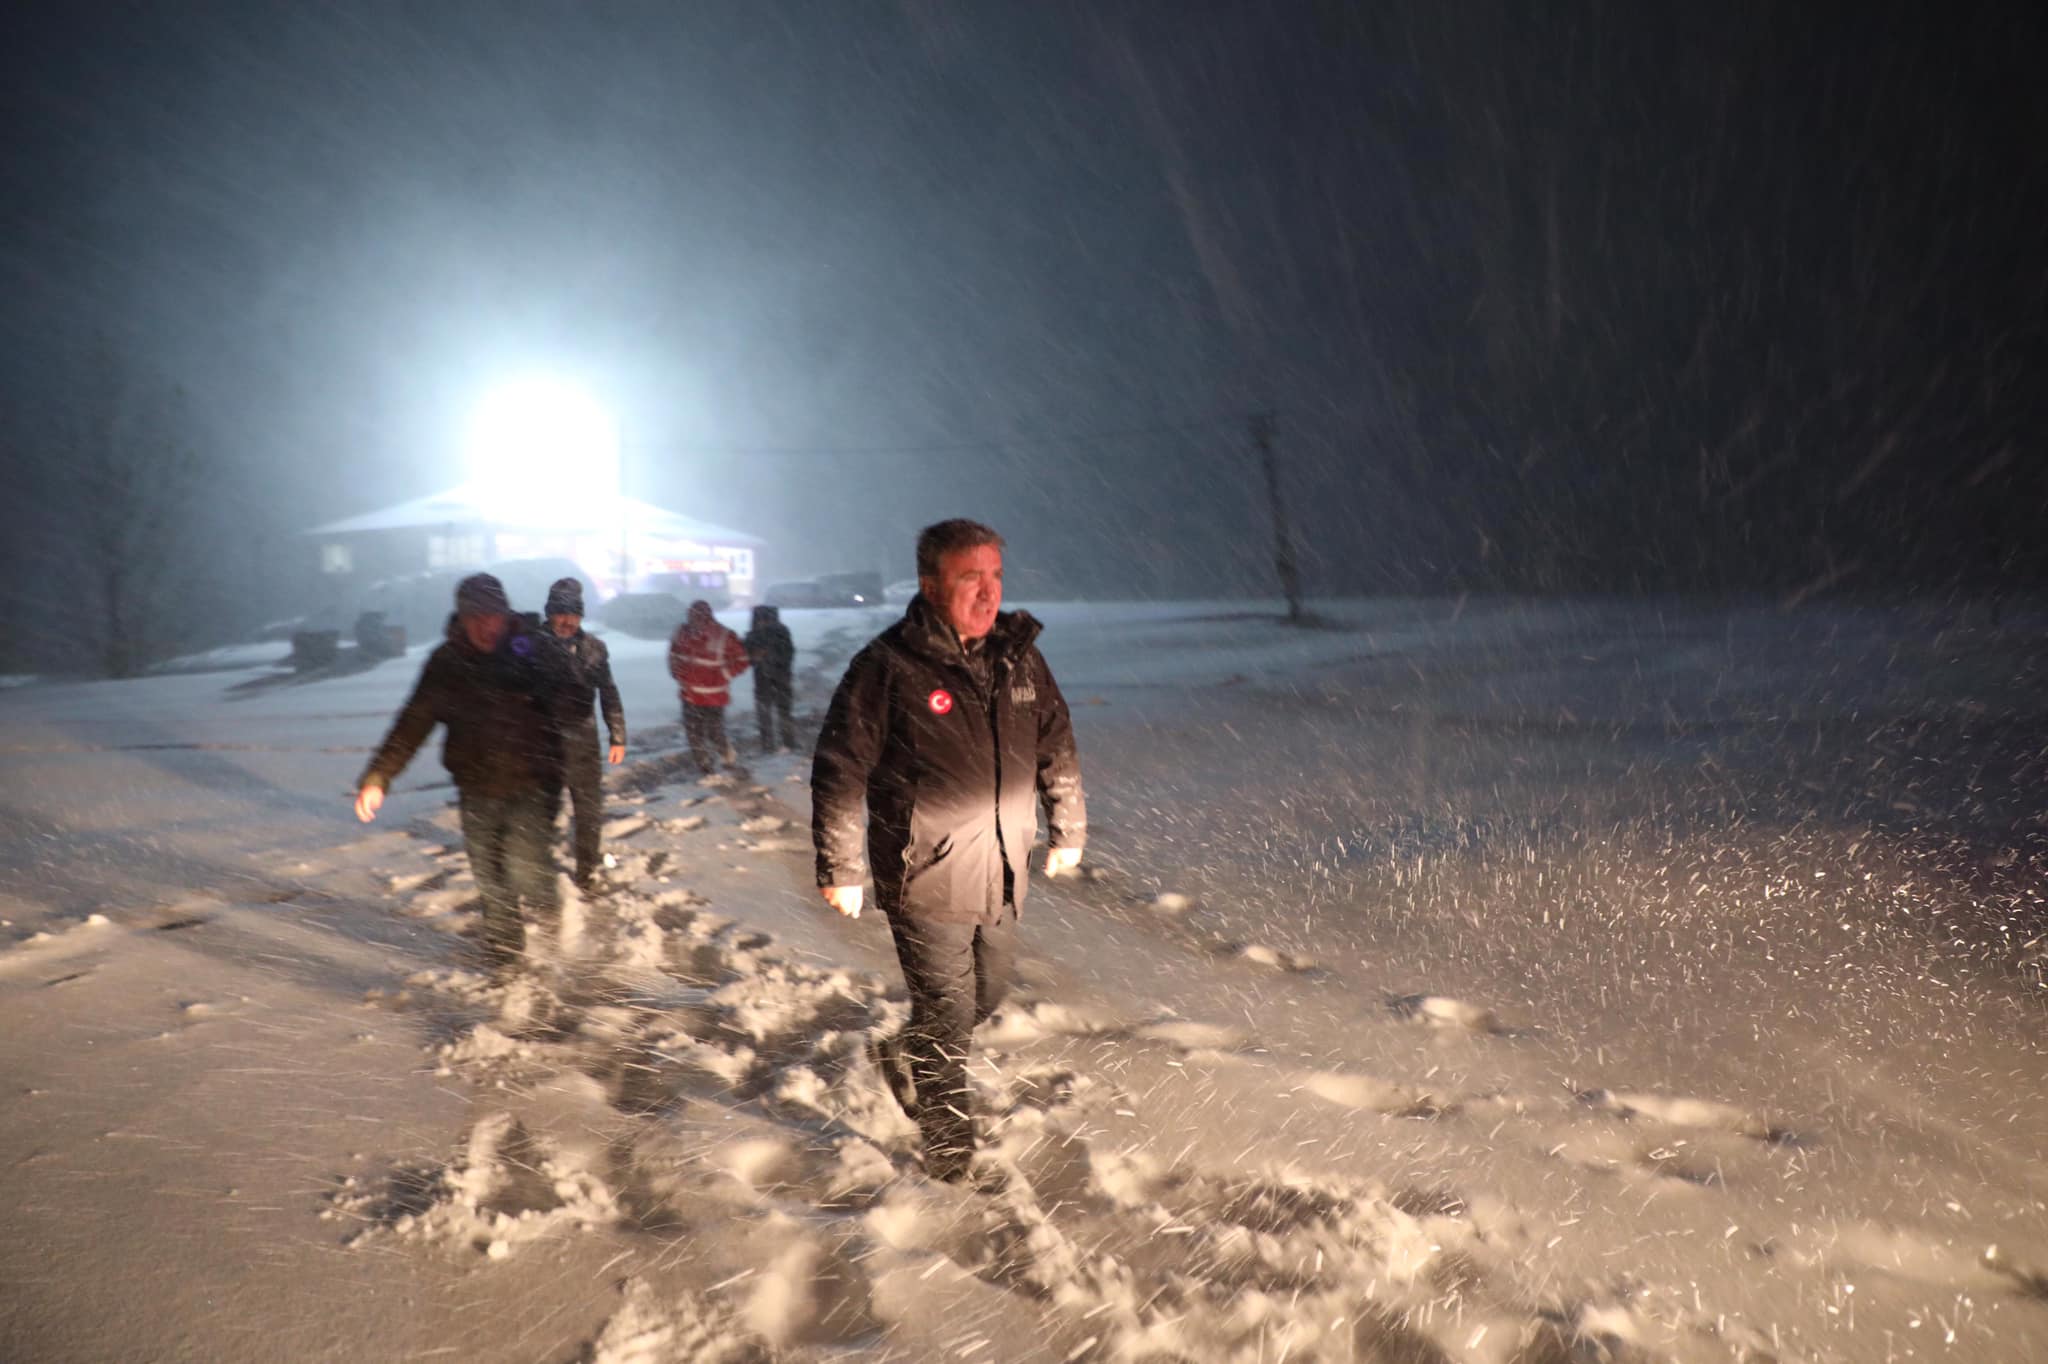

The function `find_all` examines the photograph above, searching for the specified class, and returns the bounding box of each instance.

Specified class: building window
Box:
[726,548,755,581]
[321,543,354,575]
[428,533,486,568]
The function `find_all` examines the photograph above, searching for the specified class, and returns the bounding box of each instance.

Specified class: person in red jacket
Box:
[668,600,750,774]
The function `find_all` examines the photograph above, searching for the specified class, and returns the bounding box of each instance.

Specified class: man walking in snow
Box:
[668,600,749,774]
[811,519,1086,1182]
[744,603,797,752]
[544,577,626,890]
[355,572,568,975]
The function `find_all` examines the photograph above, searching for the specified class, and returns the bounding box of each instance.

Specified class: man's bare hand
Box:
[821,885,864,919]
[608,744,626,765]
[1044,846,1082,876]
[354,785,385,823]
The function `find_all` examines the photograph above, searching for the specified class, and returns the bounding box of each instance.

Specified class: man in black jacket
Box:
[812,519,1085,1181]
[544,577,626,889]
[355,573,568,974]
[744,604,796,752]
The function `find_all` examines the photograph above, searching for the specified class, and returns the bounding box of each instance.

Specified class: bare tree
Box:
[68,340,208,678]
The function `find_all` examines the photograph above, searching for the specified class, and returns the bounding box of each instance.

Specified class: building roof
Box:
[305,481,765,546]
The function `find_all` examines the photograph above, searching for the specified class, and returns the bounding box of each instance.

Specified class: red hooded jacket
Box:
[668,601,750,708]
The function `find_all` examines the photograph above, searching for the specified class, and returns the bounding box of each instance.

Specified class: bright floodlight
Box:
[466,377,619,525]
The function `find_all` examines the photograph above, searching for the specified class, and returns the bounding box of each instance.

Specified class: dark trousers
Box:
[755,680,795,751]
[885,909,1018,1160]
[458,787,561,963]
[562,719,604,883]
[683,703,730,773]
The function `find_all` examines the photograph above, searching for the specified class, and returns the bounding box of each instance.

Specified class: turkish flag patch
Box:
[927,688,955,715]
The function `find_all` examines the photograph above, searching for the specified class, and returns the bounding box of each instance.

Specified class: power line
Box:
[626,410,1261,460]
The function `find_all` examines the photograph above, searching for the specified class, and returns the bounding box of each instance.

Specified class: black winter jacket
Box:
[811,595,1085,923]
[745,609,795,696]
[553,629,626,746]
[359,615,569,799]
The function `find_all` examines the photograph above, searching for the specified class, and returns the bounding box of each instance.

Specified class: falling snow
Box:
[3,598,2044,1360]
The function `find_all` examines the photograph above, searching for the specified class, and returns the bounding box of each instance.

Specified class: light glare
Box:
[466,377,619,525]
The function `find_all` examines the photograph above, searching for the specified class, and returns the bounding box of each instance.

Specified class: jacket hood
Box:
[750,604,780,629]
[686,600,716,630]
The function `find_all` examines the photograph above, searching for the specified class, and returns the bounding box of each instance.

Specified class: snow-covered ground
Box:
[2,597,2044,1362]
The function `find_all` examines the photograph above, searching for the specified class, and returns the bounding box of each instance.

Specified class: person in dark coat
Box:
[811,519,1085,1181]
[355,572,569,974]
[668,601,749,774]
[544,577,626,890]
[743,604,796,752]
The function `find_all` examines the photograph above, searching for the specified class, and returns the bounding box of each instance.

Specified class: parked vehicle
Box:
[763,580,829,609]
[815,570,884,606]
[766,573,885,609]
[353,611,407,660]
[599,592,687,639]
[290,630,341,671]
[644,570,731,610]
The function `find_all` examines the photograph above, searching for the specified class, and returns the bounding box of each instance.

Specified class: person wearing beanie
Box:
[743,604,796,752]
[455,572,513,618]
[354,572,571,976]
[667,600,749,774]
[544,576,626,889]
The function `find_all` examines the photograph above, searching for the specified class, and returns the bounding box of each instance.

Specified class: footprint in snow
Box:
[587,1277,768,1364]
[1295,1068,1450,1118]
[743,1228,883,1348]
[1207,938,1322,974]
[1387,993,1523,1037]
[1131,1018,1250,1053]
[0,914,116,979]
[1807,1222,2048,1302]
[978,998,1127,1047]
[400,884,476,924]
[980,1000,1251,1061]
[385,867,450,895]
[329,1098,621,1258]
[602,814,652,842]
[1578,1088,1797,1144]
[1551,1124,1732,1188]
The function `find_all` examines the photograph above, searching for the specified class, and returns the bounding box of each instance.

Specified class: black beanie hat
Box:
[545,577,585,617]
[454,573,511,617]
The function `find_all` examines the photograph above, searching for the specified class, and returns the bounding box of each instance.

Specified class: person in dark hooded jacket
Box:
[812,519,1085,1181]
[544,577,626,889]
[355,572,569,973]
[743,604,796,752]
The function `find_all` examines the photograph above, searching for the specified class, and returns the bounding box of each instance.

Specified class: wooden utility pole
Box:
[1251,411,1303,622]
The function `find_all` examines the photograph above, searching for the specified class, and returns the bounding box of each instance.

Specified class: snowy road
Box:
[2,598,2044,1361]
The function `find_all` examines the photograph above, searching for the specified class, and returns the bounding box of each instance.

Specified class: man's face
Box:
[461,611,510,653]
[549,613,581,639]
[923,543,1003,641]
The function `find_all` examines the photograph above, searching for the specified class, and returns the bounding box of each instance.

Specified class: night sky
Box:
[3,1,2044,664]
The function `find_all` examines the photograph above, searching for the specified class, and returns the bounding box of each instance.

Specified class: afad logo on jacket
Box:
[927,688,955,715]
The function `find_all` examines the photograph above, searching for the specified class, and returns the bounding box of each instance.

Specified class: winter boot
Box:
[869,1029,920,1121]
[920,1101,977,1185]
